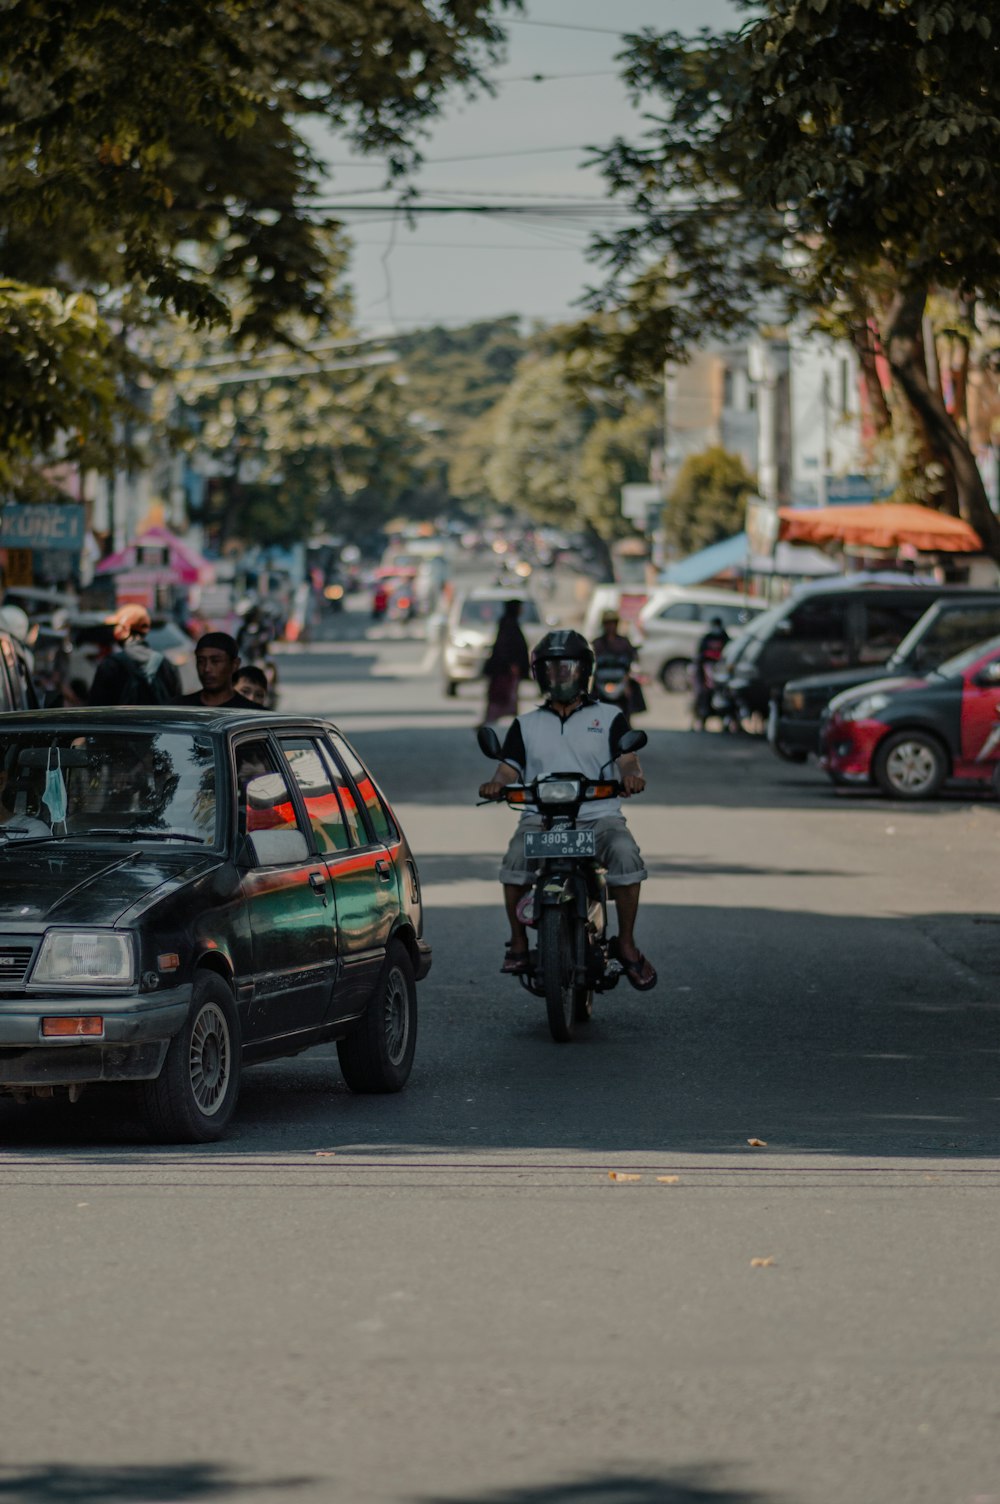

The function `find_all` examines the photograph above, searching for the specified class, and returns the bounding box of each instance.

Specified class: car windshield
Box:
[930,632,1000,682]
[459,598,540,626]
[0,729,219,844]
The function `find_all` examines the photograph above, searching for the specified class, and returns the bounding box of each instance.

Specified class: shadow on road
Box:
[416,1471,769,1504]
[0,1463,314,1501]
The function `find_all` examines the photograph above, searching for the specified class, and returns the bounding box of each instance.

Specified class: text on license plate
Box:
[524,828,597,859]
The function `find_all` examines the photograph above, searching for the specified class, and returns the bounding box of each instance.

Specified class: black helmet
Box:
[531,629,595,704]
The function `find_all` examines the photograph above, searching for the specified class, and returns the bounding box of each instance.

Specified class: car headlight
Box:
[31,930,135,988]
[841,692,892,723]
[538,779,581,804]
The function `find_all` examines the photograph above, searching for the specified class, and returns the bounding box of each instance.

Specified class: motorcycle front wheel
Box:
[539,905,590,1042]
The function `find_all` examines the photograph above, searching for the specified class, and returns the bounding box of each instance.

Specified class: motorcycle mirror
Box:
[617,728,648,755]
[477,725,503,760]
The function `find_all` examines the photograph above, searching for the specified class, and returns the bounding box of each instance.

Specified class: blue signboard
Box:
[0,504,85,551]
[825,474,893,505]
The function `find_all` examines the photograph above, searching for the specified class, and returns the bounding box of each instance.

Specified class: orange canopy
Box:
[777,502,982,554]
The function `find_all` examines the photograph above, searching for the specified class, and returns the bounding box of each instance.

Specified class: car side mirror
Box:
[774,618,793,636]
[477,725,503,760]
[618,728,647,755]
[974,663,1000,687]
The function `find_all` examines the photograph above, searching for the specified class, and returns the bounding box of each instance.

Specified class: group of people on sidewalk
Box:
[85,605,270,710]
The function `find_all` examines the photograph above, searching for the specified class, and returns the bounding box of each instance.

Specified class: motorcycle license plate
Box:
[524,828,597,859]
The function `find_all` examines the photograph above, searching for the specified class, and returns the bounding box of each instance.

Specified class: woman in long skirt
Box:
[482,600,531,725]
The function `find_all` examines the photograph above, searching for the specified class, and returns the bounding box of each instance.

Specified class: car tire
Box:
[140,971,242,1143]
[873,730,948,800]
[337,940,417,1093]
[660,658,692,694]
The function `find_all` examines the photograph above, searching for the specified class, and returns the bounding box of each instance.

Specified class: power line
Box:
[325,144,588,167]
[506,17,630,35]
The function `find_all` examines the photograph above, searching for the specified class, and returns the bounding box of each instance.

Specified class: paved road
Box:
[2,607,999,1504]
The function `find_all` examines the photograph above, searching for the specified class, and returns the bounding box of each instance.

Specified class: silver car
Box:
[442,590,547,696]
[637,588,767,692]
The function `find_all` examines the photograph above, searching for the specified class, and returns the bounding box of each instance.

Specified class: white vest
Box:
[508,700,627,819]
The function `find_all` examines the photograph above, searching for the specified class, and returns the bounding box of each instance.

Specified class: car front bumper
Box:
[0,984,192,1086]
[415,940,432,981]
[768,705,821,756]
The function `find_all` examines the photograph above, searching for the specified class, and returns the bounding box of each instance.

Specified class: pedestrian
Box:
[233,664,270,707]
[482,599,530,726]
[174,633,260,709]
[88,605,181,706]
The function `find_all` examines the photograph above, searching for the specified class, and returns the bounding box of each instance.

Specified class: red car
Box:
[819,633,1000,799]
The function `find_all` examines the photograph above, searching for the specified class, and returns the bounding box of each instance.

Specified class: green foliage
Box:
[665,447,756,558]
[0,1,517,490]
[0,280,139,494]
[585,0,1000,552]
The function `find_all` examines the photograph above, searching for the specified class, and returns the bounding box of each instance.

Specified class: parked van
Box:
[719,578,956,719]
[636,587,767,692]
[771,591,1000,758]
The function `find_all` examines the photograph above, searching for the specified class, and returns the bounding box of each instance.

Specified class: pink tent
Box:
[96,526,215,585]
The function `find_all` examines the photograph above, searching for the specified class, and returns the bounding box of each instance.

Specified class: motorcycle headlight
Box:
[537,779,581,804]
[841,692,891,723]
[31,930,135,989]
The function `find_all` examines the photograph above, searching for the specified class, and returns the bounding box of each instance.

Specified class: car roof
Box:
[0,708,336,734]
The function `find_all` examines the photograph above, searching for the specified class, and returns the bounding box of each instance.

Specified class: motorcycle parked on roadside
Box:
[477,722,647,1042]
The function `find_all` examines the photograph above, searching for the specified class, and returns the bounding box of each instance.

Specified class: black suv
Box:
[770,591,1000,759]
[717,579,966,724]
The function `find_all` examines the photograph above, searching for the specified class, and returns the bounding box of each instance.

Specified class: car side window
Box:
[657,602,700,622]
[858,601,929,664]
[786,599,848,644]
[325,732,398,844]
[915,606,1000,668]
[278,737,351,853]
[234,738,308,863]
[313,740,366,847]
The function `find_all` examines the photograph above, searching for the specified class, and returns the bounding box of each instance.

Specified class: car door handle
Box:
[375,858,392,882]
[308,871,328,903]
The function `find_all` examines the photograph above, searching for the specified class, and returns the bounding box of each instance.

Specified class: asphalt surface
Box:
[1,587,999,1504]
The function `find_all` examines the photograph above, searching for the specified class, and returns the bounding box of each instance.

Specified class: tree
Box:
[588,0,1000,556]
[482,348,660,571]
[0,1,517,488]
[664,447,756,559]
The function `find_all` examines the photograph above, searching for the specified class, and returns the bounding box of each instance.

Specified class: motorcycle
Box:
[593,654,633,719]
[477,722,647,1042]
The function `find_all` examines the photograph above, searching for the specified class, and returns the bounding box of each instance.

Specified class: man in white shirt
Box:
[479,629,656,990]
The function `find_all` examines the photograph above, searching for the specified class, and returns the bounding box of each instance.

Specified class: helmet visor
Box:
[539,657,586,701]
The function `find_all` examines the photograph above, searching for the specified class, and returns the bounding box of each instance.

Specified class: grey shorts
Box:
[499,815,647,888]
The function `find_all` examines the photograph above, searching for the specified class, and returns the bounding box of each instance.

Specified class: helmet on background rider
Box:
[530,629,595,704]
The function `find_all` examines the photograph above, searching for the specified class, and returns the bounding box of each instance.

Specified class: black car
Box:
[770,592,1000,760]
[0,709,430,1141]
[720,579,955,720]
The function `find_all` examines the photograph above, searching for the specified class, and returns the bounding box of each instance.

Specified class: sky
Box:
[309,0,741,335]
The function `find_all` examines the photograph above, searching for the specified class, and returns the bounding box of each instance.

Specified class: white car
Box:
[637,587,768,692]
[442,589,549,696]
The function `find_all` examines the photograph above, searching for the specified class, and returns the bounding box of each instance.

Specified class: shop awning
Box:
[777,502,982,554]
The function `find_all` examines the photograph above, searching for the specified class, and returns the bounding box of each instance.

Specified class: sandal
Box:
[501,947,530,976]
[611,938,657,992]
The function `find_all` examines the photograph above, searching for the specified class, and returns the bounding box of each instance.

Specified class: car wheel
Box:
[873,730,948,800]
[140,971,242,1143]
[337,940,417,1093]
[773,740,809,764]
[660,658,692,694]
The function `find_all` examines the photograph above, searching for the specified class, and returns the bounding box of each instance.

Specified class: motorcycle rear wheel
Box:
[540,905,589,1042]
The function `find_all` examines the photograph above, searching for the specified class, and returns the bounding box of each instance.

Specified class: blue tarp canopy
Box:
[662,531,841,585]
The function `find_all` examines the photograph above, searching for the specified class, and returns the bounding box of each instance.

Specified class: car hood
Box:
[827,674,928,713]
[785,664,903,700]
[0,847,222,926]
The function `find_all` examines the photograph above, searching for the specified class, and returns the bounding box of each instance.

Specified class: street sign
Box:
[621,484,662,524]
[0,504,85,550]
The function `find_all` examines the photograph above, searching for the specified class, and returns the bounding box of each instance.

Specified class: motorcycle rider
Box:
[692,615,730,731]
[478,629,657,991]
[591,608,647,722]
